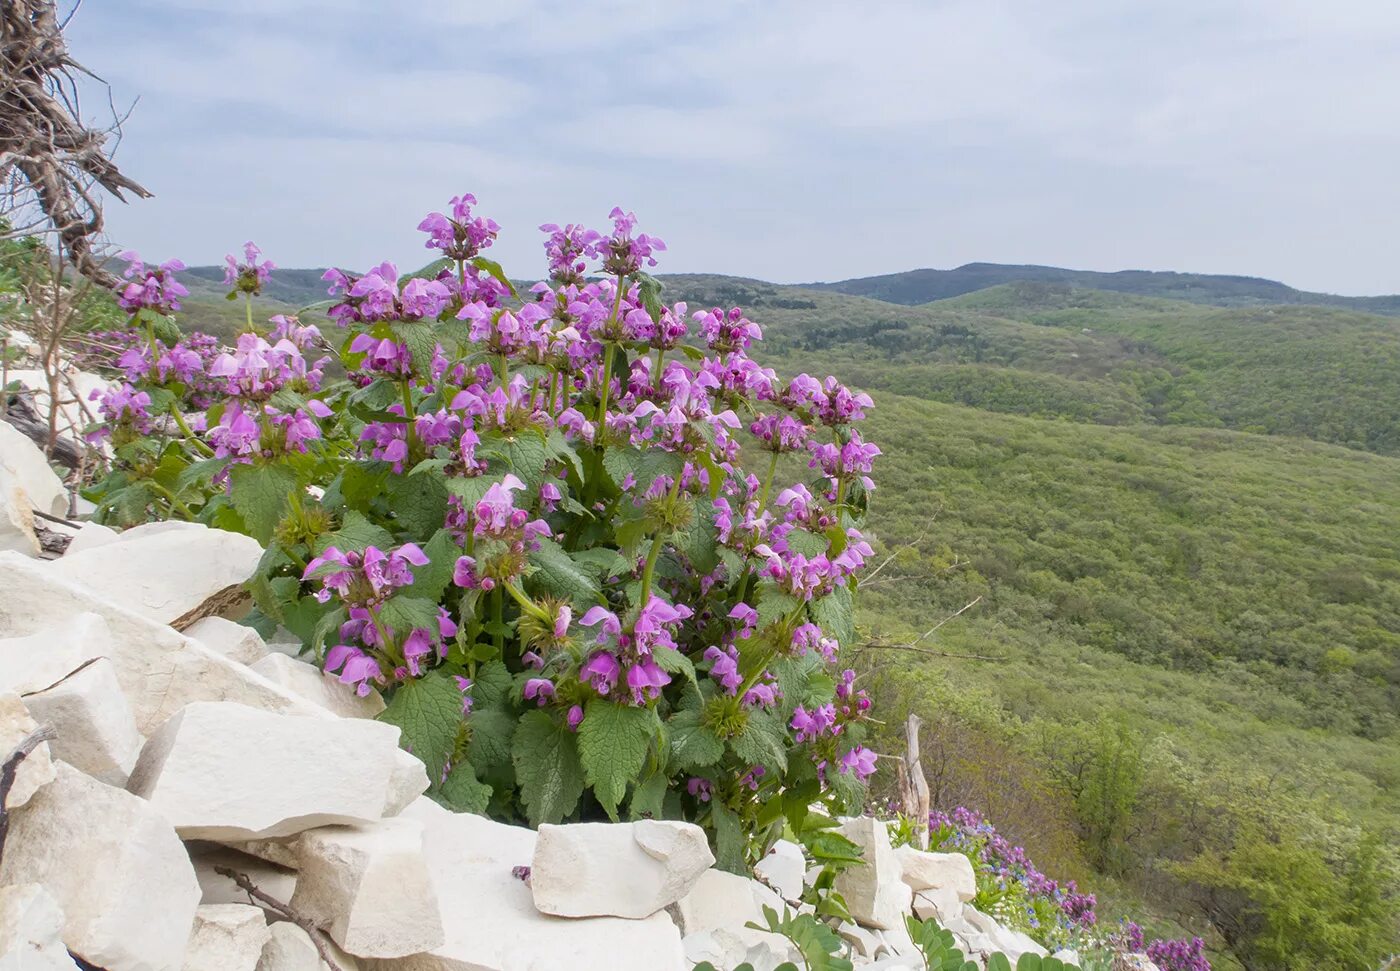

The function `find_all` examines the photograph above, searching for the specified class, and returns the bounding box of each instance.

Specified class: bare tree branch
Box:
[213,866,347,971]
[0,723,57,868]
[1,0,151,286]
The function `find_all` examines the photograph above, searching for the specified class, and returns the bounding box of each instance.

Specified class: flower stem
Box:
[759,451,779,510]
[243,294,255,334]
[492,587,505,654]
[168,404,215,456]
[146,480,195,520]
[400,380,417,453]
[503,579,549,621]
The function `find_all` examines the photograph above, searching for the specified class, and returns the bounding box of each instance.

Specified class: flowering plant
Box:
[84,198,881,868]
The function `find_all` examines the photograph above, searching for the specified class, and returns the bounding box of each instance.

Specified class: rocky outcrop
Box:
[0,520,1102,971]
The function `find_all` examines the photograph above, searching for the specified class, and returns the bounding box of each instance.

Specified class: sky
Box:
[68,0,1400,295]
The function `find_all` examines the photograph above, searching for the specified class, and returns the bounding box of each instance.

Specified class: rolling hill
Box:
[805,262,1400,315]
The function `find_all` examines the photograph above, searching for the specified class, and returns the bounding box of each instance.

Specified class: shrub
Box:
[83,198,881,869]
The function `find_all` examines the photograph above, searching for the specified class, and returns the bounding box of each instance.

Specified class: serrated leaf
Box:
[439,761,492,814]
[712,799,747,874]
[470,256,519,297]
[666,709,725,771]
[628,770,669,820]
[755,583,800,631]
[651,644,696,684]
[402,529,459,602]
[377,596,441,635]
[378,669,465,782]
[511,710,585,825]
[578,700,656,818]
[808,585,854,647]
[388,468,449,538]
[570,547,630,580]
[525,536,601,607]
[317,509,395,555]
[479,430,549,491]
[229,462,299,544]
[465,706,516,771]
[393,320,438,376]
[470,659,513,709]
[636,271,664,322]
[784,528,829,558]
[603,446,684,496]
[731,708,788,773]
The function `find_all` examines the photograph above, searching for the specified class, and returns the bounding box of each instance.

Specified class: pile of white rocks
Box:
[0,428,1145,971]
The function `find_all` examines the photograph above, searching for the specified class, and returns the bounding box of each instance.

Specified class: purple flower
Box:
[419,194,500,261]
[580,650,621,695]
[624,659,671,704]
[838,745,877,782]
[224,241,275,296]
[703,645,741,695]
[686,777,713,802]
[579,606,622,645]
[523,678,555,706]
[567,704,585,731]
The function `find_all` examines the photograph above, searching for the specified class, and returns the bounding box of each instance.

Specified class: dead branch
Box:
[213,866,347,971]
[855,597,1006,662]
[0,723,57,867]
[1,0,151,287]
[897,713,931,849]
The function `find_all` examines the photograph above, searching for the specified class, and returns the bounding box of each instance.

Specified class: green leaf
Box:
[578,700,656,818]
[479,431,549,491]
[636,271,664,322]
[465,706,516,771]
[377,596,442,635]
[393,320,438,376]
[784,528,829,558]
[666,709,725,771]
[603,446,684,496]
[402,529,459,602]
[348,377,401,414]
[317,510,394,555]
[627,770,669,820]
[651,644,697,685]
[755,583,801,631]
[570,547,630,580]
[439,761,492,814]
[378,670,465,782]
[731,708,789,773]
[809,585,854,647]
[470,256,519,297]
[229,462,299,544]
[387,468,449,539]
[712,799,747,874]
[511,710,585,825]
[525,536,601,607]
[470,660,513,709]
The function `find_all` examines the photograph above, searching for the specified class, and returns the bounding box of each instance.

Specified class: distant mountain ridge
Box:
[805,262,1400,315]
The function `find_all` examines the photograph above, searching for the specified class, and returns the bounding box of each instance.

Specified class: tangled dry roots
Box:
[1,0,150,287]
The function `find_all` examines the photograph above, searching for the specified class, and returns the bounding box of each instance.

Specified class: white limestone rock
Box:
[290,818,443,958]
[837,920,889,959]
[22,657,143,786]
[911,886,961,924]
[0,553,327,733]
[218,838,301,870]
[673,869,799,970]
[186,616,270,666]
[189,844,298,906]
[0,883,79,970]
[0,421,67,557]
[256,922,362,971]
[0,692,53,809]
[835,816,913,932]
[48,523,261,626]
[0,761,201,971]
[531,819,714,919]
[252,654,385,719]
[1121,955,1162,971]
[184,904,271,971]
[895,845,977,900]
[376,798,686,971]
[753,838,806,902]
[127,701,416,840]
[987,924,1048,962]
[63,520,119,555]
[1054,949,1082,966]
[0,613,110,696]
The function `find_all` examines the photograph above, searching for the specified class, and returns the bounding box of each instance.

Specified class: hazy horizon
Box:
[69,1,1400,297]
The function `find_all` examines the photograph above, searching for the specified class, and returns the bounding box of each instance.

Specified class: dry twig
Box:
[213,866,346,971]
[0,723,56,867]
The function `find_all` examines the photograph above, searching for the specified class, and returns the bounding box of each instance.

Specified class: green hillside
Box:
[163,267,1400,962]
[660,275,1400,457]
[806,261,1400,315]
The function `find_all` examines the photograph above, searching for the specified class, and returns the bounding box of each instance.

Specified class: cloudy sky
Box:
[69,1,1400,295]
